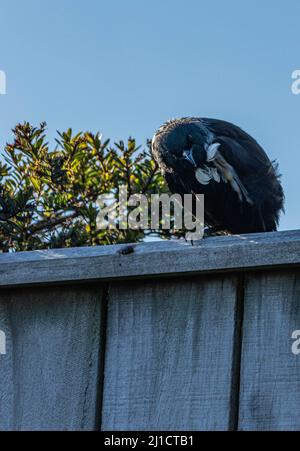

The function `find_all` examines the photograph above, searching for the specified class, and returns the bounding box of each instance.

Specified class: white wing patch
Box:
[195,165,221,185]
[206,142,221,161]
[211,167,220,183]
[195,141,253,204]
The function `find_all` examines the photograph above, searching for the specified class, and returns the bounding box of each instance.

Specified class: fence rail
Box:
[0,230,300,430]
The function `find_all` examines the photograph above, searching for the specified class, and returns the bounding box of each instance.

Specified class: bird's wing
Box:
[196,118,276,204]
[209,149,254,204]
[201,118,272,174]
[180,120,262,204]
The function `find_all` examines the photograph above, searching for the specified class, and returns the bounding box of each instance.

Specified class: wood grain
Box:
[0,230,299,287]
[0,232,299,431]
[238,269,300,430]
[0,284,105,431]
[101,275,239,431]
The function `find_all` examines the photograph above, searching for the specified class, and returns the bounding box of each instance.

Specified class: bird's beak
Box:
[183,150,197,167]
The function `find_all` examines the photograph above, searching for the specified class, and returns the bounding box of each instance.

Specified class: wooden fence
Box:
[0,230,299,431]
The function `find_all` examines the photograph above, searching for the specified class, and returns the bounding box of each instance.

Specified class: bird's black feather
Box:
[152,117,284,234]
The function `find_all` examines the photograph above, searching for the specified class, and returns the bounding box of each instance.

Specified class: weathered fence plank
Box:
[0,284,105,431]
[101,275,239,431]
[238,269,300,430]
[0,230,300,431]
[0,230,299,287]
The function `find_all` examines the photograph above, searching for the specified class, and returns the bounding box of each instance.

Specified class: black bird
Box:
[152,117,284,234]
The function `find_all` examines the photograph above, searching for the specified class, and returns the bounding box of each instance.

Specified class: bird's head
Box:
[152,118,208,171]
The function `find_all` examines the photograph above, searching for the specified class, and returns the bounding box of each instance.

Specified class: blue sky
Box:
[0,0,299,230]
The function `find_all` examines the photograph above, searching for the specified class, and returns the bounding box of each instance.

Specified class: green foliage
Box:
[0,122,176,252]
